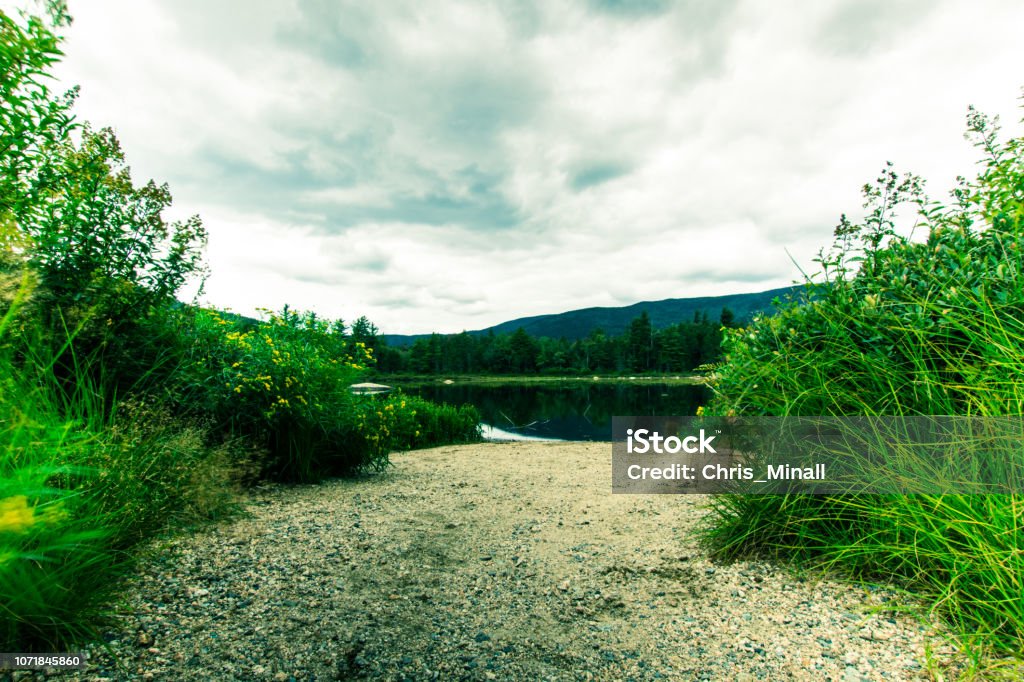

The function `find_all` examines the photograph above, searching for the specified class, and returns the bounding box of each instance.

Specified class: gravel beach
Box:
[54,441,957,681]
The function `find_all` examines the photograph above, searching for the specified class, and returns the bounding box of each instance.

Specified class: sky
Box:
[13,0,1024,333]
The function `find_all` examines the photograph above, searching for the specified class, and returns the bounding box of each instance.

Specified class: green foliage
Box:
[176,307,369,481]
[704,99,1024,658]
[0,5,76,240]
[2,8,207,398]
[0,3,481,651]
[0,294,242,650]
[26,125,207,313]
[175,307,480,482]
[351,392,481,454]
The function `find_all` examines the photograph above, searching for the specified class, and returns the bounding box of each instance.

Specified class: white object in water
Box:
[349,382,392,395]
[480,423,562,442]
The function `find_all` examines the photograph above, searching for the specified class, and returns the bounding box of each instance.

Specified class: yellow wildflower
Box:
[0,496,35,534]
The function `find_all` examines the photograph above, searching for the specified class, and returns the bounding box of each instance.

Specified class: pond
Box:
[394,379,710,442]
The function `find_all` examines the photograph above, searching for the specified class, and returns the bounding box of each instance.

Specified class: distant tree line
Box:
[367,308,738,375]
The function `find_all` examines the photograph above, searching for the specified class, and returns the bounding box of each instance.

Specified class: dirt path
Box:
[69,442,953,681]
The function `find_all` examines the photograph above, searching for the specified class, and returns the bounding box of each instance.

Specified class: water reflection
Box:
[398,381,709,441]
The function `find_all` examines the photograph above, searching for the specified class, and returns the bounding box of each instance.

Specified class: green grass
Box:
[0,287,242,650]
[701,105,1024,671]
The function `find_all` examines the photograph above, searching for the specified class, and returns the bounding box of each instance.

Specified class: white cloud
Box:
[28,0,1024,333]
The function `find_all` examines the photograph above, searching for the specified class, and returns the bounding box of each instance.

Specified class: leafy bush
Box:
[175,308,480,481]
[3,6,207,399]
[703,101,1024,659]
[0,4,76,237]
[350,392,481,458]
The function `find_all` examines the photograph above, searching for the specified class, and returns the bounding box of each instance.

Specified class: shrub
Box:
[703,101,1024,659]
[350,392,481,459]
[173,307,482,481]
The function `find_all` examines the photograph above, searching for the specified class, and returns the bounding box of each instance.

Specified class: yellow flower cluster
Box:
[355,395,426,458]
[344,341,375,370]
[0,496,67,534]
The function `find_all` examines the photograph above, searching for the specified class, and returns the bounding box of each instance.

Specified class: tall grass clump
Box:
[702,100,1024,660]
[0,282,245,649]
[0,277,118,648]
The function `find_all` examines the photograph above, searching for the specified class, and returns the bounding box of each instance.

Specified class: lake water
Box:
[396,380,710,441]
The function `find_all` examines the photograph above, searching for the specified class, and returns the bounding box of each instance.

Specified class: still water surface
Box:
[397,380,709,441]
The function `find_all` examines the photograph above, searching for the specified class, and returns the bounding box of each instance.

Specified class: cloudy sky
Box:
[23,0,1024,333]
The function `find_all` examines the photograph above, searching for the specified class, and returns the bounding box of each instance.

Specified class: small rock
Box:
[844,666,868,682]
[859,628,892,641]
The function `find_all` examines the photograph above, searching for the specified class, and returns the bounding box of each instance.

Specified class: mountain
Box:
[382,285,798,347]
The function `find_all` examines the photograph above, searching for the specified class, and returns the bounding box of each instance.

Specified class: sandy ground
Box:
[54,441,959,681]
